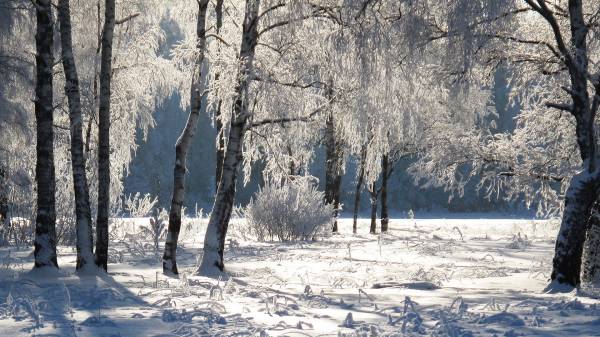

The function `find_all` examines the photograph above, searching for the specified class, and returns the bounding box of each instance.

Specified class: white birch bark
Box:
[163,0,210,276]
[546,0,600,287]
[198,0,261,276]
[58,0,95,272]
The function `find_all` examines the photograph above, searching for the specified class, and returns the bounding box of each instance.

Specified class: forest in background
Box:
[125,66,522,215]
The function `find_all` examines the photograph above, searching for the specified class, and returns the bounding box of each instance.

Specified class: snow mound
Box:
[478,312,525,327]
[81,315,117,327]
[372,281,440,290]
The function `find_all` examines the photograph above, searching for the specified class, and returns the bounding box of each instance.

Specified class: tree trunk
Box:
[58,0,95,272]
[0,163,7,224]
[352,145,367,234]
[369,182,377,234]
[85,0,102,156]
[162,0,209,276]
[582,203,600,284]
[198,0,260,276]
[95,0,115,271]
[214,0,225,193]
[324,107,343,233]
[215,111,225,192]
[287,145,296,176]
[551,172,600,287]
[33,0,58,269]
[380,154,389,232]
[0,162,8,244]
[548,0,599,288]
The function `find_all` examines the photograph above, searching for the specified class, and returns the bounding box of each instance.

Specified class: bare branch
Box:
[115,12,139,25]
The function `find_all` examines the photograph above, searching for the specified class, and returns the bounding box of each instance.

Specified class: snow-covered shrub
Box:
[181,205,206,244]
[506,232,531,249]
[245,180,333,242]
[124,192,158,217]
[6,218,33,247]
[56,218,76,245]
[140,208,168,258]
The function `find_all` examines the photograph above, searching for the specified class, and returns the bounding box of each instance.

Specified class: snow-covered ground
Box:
[2,217,600,336]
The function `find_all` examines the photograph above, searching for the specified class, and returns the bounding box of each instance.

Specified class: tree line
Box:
[1,0,600,289]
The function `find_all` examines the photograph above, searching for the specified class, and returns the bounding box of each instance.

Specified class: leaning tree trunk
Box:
[198,0,260,276]
[380,154,389,232]
[58,0,95,272]
[369,182,377,234]
[33,0,58,269]
[95,0,115,271]
[541,0,600,288]
[214,0,225,192]
[324,106,343,233]
[551,172,600,286]
[548,0,599,288]
[162,0,209,276]
[352,145,367,234]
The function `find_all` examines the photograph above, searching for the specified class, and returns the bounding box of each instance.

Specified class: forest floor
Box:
[2,217,600,337]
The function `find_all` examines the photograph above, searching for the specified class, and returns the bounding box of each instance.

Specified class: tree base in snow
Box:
[544,280,577,294]
[197,264,230,279]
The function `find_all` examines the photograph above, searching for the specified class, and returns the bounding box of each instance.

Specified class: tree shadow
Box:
[0,266,163,336]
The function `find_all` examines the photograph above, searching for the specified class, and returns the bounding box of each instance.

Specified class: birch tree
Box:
[197,0,336,274]
[33,0,58,269]
[198,0,261,276]
[162,0,210,276]
[57,0,95,272]
[404,0,600,288]
[95,0,115,271]
[2,1,183,260]
[324,100,344,233]
[214,0,226,192]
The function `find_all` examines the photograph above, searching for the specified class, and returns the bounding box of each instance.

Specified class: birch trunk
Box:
[58,0,95,272]
[0,163,7,224]
[33,0,58,269]
[324,109,343,233]
[352,145,367,234]
[369,182,377,234]
[198,0,260,276]
[162,0,209,276]
[0,162,8,243]
[287,145,297,176]
[380,154,389,233]
[549,0,600,288]
[214,0,225,192]
[95,0,115,271]
[551,172,600,286]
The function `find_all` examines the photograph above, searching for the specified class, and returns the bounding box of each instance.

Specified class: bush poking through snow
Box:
[245,180,333,242]
[140,208,168,259]
[124,192,158,217]
[506,232,531,250]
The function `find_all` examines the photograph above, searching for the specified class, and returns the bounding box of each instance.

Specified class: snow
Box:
[1,217,600,336]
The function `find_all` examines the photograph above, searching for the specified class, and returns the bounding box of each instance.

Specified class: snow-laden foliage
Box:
[402,0,598,217]
[0,1,182,240]
[123,193,158,218]
[57,0,182,215]
[245,178,333,242]
[0,1,36,237]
